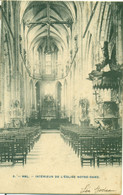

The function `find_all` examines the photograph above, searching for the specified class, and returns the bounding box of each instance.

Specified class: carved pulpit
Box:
[88,41,122,131]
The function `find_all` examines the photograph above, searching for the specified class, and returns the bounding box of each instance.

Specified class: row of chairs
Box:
[80,152,122,167]
[60,129,122,167]
[0,127,42,165]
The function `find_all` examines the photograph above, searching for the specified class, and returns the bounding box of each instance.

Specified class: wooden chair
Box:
[97,155,110,167]
[81,152,95,167]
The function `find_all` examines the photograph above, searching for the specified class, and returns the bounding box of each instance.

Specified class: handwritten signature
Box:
[80,184,115,194]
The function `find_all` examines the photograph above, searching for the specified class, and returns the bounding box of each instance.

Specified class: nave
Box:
[0,1,123,130]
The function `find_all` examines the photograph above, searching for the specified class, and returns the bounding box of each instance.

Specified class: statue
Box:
[90,41,123,76]
[87,41,122,81]
[79,98,90,127]
[95,41,110,71]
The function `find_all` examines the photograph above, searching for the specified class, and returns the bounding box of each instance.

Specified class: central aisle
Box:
[26,131,82,171]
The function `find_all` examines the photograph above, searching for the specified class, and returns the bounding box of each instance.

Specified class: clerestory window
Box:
[45,54,52,74]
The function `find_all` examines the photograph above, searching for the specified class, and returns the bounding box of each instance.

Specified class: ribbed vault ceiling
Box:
[20,1,77,52]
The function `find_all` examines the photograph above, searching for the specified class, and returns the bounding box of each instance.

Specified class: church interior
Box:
[0,1,122,168]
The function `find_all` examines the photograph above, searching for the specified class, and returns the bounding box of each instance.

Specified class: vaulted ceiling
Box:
[20,1,77,53]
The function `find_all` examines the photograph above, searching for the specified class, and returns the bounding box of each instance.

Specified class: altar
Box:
[41,95,56,120]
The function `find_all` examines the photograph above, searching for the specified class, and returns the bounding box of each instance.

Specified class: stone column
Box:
[116,6,123,65]
[115,4,123,128]
[0,10,5,128]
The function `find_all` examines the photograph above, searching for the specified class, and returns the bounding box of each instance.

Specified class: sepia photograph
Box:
[0,0,122,194]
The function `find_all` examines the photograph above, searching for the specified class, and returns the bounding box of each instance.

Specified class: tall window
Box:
[46,54,52,74]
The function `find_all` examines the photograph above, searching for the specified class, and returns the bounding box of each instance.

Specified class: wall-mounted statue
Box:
[79,98,90,127]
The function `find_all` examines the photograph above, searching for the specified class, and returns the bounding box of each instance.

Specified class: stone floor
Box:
[25,130,81,171]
